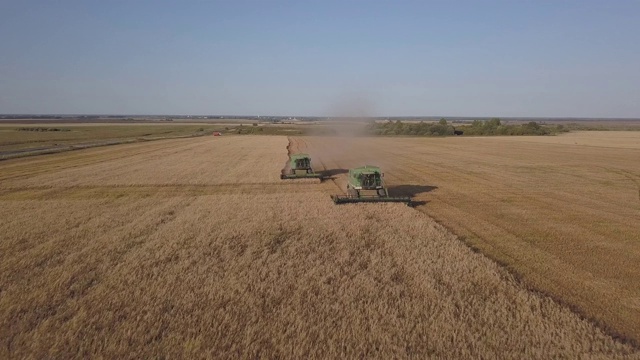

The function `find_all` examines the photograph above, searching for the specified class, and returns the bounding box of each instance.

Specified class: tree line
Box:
[367,118,568,136]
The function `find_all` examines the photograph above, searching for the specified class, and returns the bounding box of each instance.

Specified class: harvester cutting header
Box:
[331,165,411,205]
[280,153,324,180]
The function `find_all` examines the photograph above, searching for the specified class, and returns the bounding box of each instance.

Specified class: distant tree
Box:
[526,121,540,130]
[488,118,501,128]
[439,118,447,125]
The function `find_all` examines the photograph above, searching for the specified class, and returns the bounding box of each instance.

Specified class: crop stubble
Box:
[0,134,638,358]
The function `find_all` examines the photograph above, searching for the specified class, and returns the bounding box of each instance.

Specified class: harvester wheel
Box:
[377,189,386,197]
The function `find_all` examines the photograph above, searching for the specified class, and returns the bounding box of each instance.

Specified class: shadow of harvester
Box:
[388,184,437,197]
[322,168,349,178]
[387,185,437,207]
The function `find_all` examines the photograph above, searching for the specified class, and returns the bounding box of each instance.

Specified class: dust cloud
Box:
[325,96,374,137]
[303,96,390,170]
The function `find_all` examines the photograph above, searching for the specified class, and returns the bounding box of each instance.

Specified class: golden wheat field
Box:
[1,134,639,358]
[292,131,640,346]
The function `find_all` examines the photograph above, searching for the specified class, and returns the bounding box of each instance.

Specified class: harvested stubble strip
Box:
[279,177,322,184]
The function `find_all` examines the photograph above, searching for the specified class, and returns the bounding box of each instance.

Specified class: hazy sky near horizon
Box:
[1,1,639,117]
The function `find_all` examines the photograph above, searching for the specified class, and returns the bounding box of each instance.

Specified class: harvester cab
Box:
[280,153,324,180]
[294,156,311,170]
[332,165,411,204]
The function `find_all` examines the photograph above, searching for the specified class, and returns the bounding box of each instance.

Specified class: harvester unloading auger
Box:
[331,165,411,205]
[280,153,324,180]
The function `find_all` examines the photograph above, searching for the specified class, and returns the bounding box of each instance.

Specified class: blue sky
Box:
[1,1,639,117]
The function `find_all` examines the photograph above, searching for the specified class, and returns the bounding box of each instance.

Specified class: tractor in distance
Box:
[280,153,324,180]
[331,165,411,204]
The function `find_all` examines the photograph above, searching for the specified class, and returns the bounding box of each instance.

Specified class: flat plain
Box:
[1,133,639,358]
[0,123,225,150]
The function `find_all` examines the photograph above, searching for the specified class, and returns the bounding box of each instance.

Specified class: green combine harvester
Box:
[331,165,411,204]
[280,153,324,180]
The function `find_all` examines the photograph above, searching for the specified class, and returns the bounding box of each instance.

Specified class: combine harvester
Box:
[331,165,411,205]
[280,153,324,180]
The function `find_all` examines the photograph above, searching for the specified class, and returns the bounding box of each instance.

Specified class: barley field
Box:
[1,134,638,358]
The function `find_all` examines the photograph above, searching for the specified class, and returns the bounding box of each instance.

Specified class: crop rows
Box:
[0,134,637,358]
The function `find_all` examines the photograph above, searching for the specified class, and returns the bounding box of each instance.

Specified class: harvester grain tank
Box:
[280,153,323,180]
[331,165,411,204]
